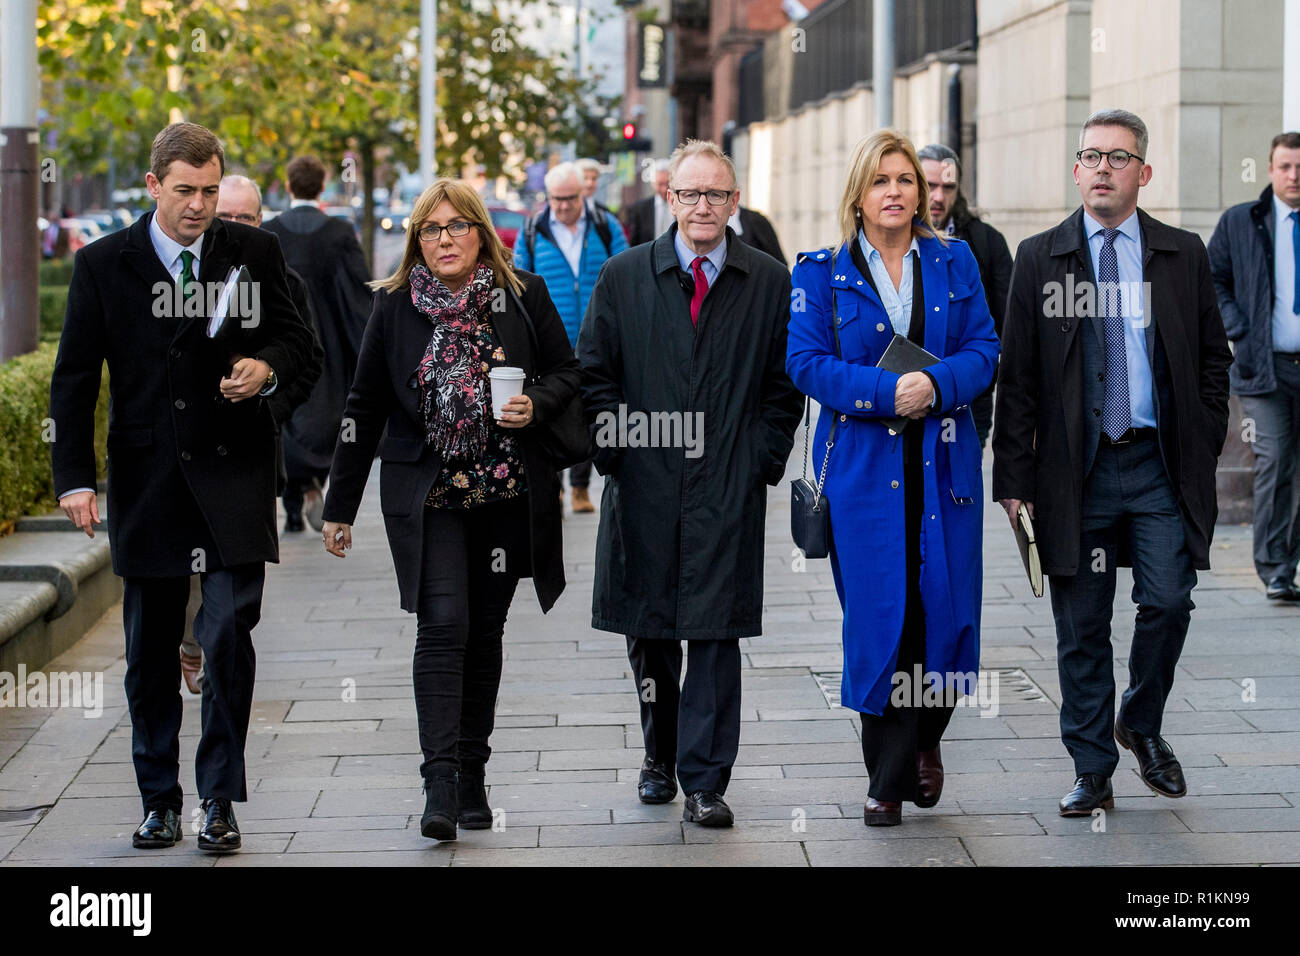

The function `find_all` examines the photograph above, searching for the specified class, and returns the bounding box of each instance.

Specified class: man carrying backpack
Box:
[515,161,629,512]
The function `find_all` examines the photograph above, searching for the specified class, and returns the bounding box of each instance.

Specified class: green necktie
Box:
[178,250,198,302]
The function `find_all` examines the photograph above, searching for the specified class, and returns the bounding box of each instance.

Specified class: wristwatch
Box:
[260,368,278,395]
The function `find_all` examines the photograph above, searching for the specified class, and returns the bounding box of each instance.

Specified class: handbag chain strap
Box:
[810,252,843,511]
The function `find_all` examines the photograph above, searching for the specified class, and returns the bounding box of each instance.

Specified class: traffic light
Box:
[619,122,653,153]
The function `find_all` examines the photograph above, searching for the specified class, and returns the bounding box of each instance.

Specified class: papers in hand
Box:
[875,333,939,433]
[205,265,258,341]
[1013,503,1044,598]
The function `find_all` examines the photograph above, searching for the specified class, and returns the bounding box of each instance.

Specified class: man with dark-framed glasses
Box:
[578,139,802,827]
[994,109,1232,818]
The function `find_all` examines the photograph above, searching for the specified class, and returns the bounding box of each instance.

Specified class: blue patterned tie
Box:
[1291,211,1299,314]
[1099,228,1131,441]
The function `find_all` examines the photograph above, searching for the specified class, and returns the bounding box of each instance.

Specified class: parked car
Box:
[485,204,526,250]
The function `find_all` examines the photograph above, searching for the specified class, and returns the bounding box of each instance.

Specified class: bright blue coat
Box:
[787,234,1000,715]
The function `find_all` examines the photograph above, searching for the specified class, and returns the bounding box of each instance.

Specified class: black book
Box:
[205,265,259,344]
[876,333,939,432]
[1013,503,1044,598]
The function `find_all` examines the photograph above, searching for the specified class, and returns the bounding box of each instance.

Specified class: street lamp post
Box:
[0,0,40,360]
[420,0,437,187]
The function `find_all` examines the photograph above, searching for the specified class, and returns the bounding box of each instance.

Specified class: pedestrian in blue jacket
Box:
[514,162,628,512]
[787,130,999,827]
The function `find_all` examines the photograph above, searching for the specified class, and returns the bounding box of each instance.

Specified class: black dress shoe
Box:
[420,773,458,841]
[1059,773,1114,816]
[132,808,181,849]
[196,798,241,853]
[637,758,677,805]
[457,770,492,830]
[1115,720,1187,797]
[284,512,305,533]
[1265,577,1300,601]
[683,791,733,827]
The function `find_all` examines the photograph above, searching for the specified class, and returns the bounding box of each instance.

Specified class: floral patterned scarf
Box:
[409,261,496,460]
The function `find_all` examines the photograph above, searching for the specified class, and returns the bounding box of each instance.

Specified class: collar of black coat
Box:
[651,223,752,276]
[1250,184,1277,221]
[121,209,241,288]
[1048,205,1180,259]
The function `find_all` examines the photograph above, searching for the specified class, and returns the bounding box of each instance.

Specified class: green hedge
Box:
[0,342,109,528]
[39,285,69,341]
[39,260,75,287]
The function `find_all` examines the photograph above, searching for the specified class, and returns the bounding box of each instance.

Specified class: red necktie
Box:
[689,256,709,327]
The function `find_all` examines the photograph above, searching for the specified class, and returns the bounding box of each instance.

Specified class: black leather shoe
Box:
[132,808,181,849]
[457,770,492,830]
[283,512,305,533]
[1265,577,1300,601]
[420,773,458,840]
[683,791,733,827]
[1058,773,1114,816]
[1115,720,1187,797]
[196,798,241,853]
[637,758,677,805]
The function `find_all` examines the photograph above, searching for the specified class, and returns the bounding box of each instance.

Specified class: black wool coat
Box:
[992,207,1233,574]
[321,272,579,614]
[50,212,321,576]
[577,226,804,640]
[264,206,372,476]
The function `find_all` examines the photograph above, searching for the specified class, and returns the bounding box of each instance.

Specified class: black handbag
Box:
[507,286,592,470]
[790,257,842,560]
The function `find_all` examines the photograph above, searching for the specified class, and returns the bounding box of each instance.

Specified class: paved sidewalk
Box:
[2,446,1299,866]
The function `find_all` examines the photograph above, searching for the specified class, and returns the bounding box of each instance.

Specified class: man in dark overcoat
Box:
[993,110,1232,817]
[263,154,371,531]
[50,123,319,852]
[578,140,803,827]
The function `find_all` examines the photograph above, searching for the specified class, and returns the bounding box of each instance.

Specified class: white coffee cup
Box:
[488,366,526,420]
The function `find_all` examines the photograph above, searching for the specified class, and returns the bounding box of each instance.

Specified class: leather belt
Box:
[1100,427,1158,445]
[1276,352,1300,364]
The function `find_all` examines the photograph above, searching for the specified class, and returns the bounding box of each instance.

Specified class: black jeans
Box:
[414,496,528,780]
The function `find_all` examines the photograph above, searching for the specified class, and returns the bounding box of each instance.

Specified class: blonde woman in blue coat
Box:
[787,130,999,826]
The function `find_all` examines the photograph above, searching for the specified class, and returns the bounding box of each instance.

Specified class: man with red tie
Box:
[577,140,803,827]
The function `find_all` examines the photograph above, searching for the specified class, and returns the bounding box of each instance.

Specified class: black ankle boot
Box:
[420,772,458,841]
[458,769,492,830]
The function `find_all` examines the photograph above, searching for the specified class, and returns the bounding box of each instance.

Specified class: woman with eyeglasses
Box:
[320,178,579,841]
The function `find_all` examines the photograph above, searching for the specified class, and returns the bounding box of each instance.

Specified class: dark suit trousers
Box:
[1239,353,1300,584]
[626,637,742,794]
[123,564,264,812]
[1048,437,1196,777]
[858,420,954,801]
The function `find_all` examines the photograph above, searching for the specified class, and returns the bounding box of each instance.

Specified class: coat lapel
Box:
[119,211,174,296]
[1137,208,1181,368]
[1048,208,1098,364]
[916,235,949,359]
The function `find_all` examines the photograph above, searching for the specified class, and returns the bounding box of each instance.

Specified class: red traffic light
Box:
[622,122,637,140]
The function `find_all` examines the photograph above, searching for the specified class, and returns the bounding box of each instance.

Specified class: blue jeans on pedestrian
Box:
[1047,436,1197,778]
